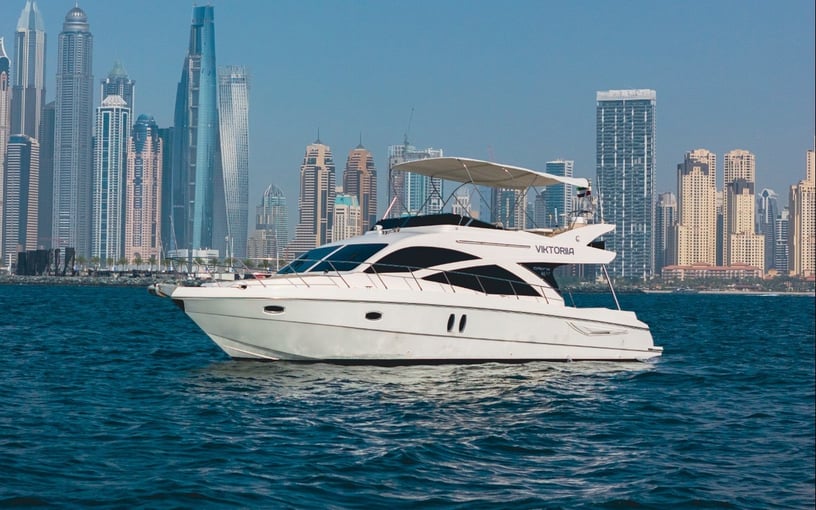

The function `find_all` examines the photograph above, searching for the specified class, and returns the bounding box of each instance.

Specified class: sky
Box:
[2,0,814,233]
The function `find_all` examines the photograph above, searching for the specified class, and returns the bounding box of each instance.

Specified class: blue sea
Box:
[0,285,813,509]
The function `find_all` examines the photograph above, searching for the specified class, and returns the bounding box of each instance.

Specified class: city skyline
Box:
[0,0,811,239]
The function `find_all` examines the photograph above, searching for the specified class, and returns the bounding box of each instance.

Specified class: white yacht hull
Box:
[171,285,661,362]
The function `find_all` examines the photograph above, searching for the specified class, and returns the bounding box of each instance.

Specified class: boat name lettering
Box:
[535,245,575,255]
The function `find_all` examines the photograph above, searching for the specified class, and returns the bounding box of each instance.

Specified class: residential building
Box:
[217,65,249,260]
[756,188,779,272]
[37,101,54,248]
[333,193,361,242]
[124,114,162,266]
[788,149,816,277]
[0,38,10,262]
[343,143,377,233]
[2,135,39,266]
[285,139,335,259]
[723,149,763,270]
[11,0,46,140]
[387,142,443,218]
[595,89,656,279]
[774,208,789,273]
[100,61,135,112]
[247,184,288,266]
[676,149,717,267]
[53,5,94,256]
[655,192,677,272]
[541,159,574,228]
[491,188,526,229]
[91,95,130,263]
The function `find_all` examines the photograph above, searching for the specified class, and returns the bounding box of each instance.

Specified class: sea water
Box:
[0,285,813,508]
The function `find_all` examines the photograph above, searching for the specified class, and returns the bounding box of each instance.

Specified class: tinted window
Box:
[424,265,539,296]
[310,243,388,272]
[366,246,478,273]
[277,246,340,274]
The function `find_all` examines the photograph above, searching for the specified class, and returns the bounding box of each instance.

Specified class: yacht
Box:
[163,157,662,362]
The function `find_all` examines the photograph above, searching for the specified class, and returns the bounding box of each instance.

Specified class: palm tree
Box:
[106,257,114,268]
[148,255,157,272]
[194,257,204,273]
[133,254,143,271]
[117,257,128,271]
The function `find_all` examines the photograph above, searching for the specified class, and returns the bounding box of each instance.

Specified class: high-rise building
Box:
[757,188,779,272]
[285,139,336,259]
[491,188,526,229]
[171,5,224,256]
[217,65,249,260]
[2,135,39,266]
[157,126,174,254]
[53,5,93,256]
[11,0,46,140]
[774,208,789,273]
[124,115,162,266]
[533,190,547,228]
[788,149,816,277]
[91,95,130,263]
[676,149,717,267]
[595,89,656,280]
[0,38,11,263]
[541,159,575,228]
[100,61,134,112]
[387,142,443,218]
[655,192,677,273]
[722,149,762,269]
[37,100,54,248]
[247,184,288,266]
[343,143,377,233]
[333,193,362,242]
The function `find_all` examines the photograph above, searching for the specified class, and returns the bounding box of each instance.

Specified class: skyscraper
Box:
[675,149,717,267]
[91,95,130,263]
[654,192,677,273]
[774,208,789,273]
[11,0,46,140]
[0,38,11,263]
[542,159,575,228]
[595,89,656,280]
[788,149,815,277]
[53,5,93,256]
[491,188,526,229]
[387,142,443,218]
[343,143,377,233]
[171,5,223,256]
[217,65,249,260]
[157,126,174,254]
[757,188,779,272]
[37,100,54,247]
[722,149,763,269]
[124,115,162,266]
[100,61,134,112]
[286,139,335,259]
[247,184,288,266]
[2,135,39,266]
[333,193,362,242]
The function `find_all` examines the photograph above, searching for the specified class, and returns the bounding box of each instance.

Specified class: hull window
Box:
[447,313,455,332]
[365,311,382,321]
[458,314,467,332]
[264,305,285,314]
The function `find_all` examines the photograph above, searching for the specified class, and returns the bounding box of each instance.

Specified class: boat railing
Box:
[227,259,556,305]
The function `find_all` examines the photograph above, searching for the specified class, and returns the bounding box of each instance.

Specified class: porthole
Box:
[263,304,285,314]
[365,311,382,321]
[447,314,455,332]
[459,314,467,333]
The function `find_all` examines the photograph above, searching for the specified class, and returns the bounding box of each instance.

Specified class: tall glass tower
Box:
[247,184,288,265]
[387,142,443,218]
[0,38,11,263]
[53,5,93,256]
[91,95,130,263]
[11,0,46,140]
[100,61,134,112]
[172,5,223,256]
[542,159,575,228]
[2,135,39,266]
[217,65,249,260]
[596,89,656,280]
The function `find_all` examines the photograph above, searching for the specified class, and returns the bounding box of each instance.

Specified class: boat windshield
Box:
[309,243,388,272]
[277,246,341,274]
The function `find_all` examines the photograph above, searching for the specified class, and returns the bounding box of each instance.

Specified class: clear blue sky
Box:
[3,0,814,228]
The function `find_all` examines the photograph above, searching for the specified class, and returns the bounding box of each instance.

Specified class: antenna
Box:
[403,107,414,146]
